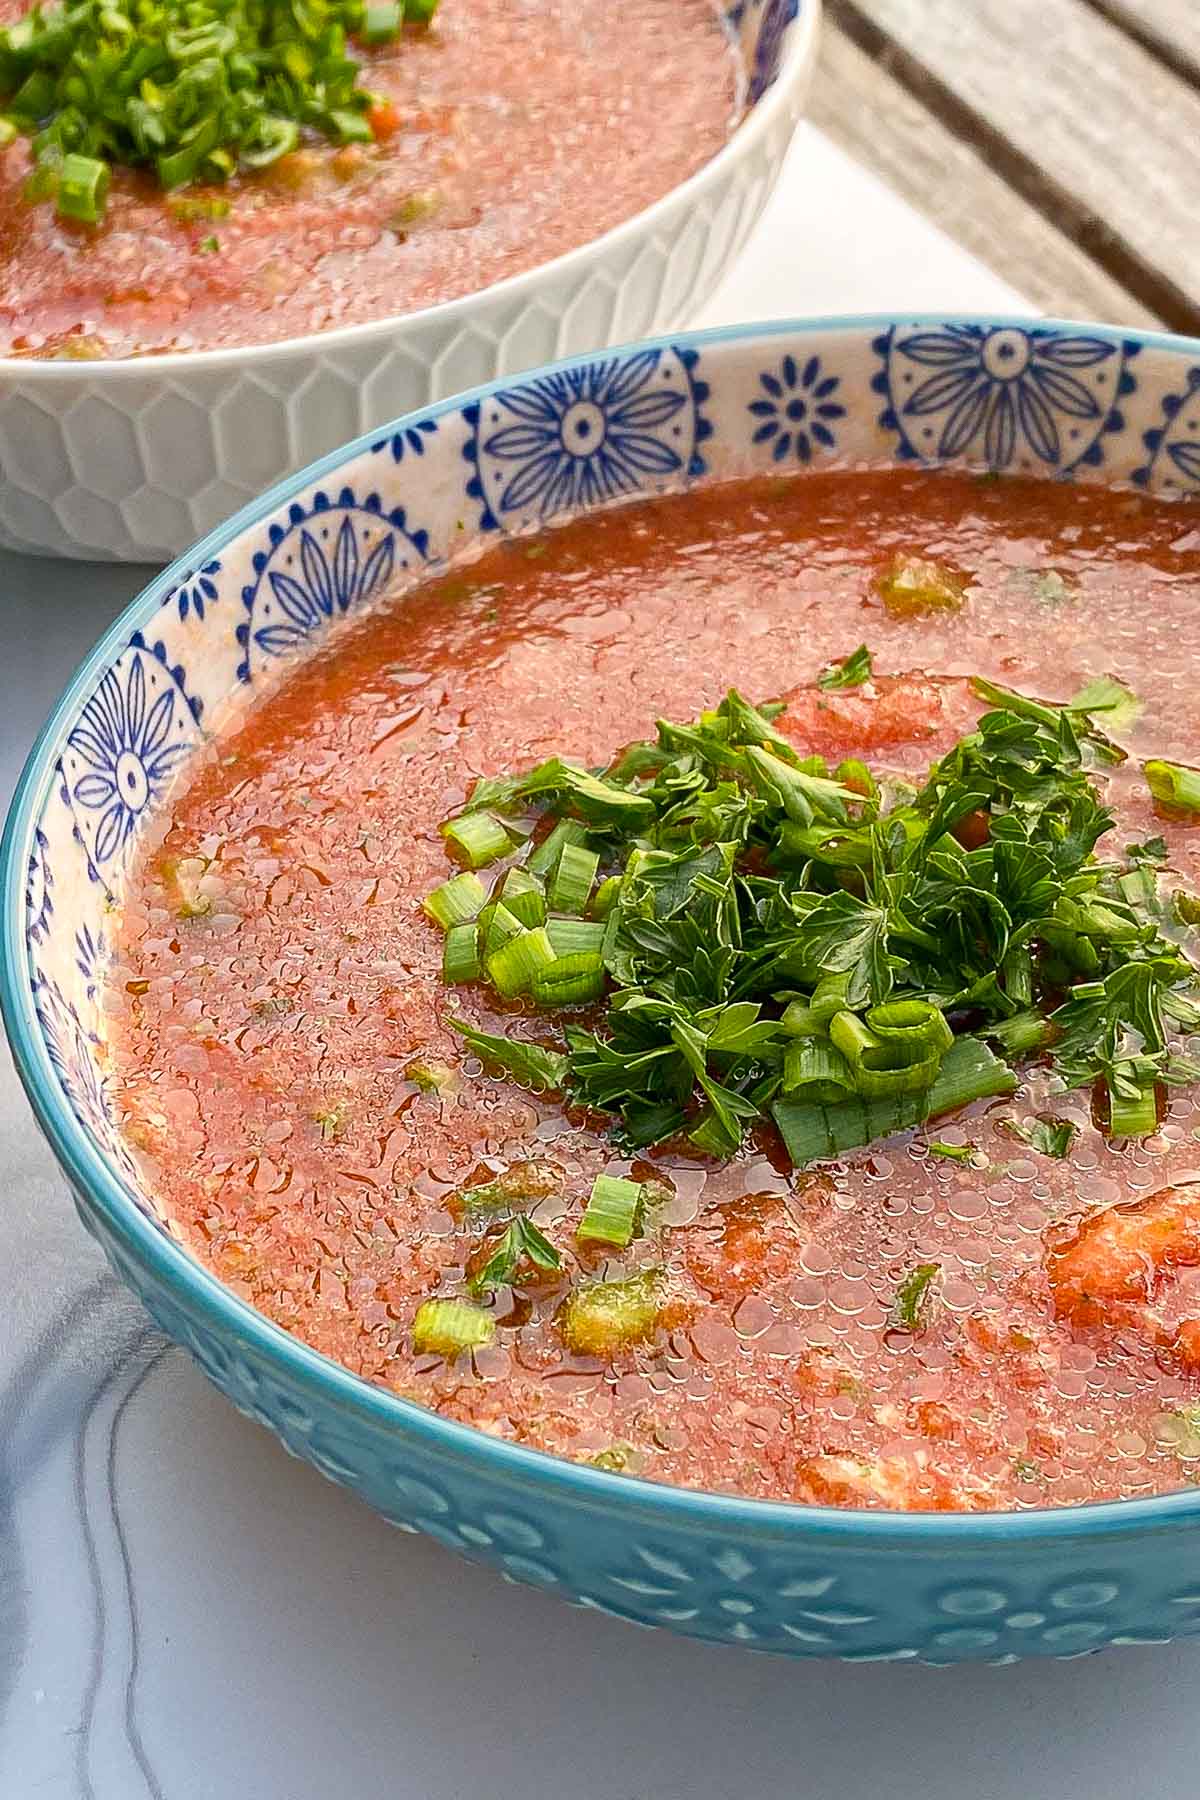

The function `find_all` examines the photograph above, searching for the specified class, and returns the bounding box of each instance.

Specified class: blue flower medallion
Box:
[237,487,430,683]
[873,324,1139,472]
[58,635,202,889]
[465,346,711,532]
[749,352,844,461]
[1134,365,1200,494]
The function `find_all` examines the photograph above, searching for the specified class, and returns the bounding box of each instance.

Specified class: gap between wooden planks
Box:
[811,23,1157,325]
[821,0,1200,332]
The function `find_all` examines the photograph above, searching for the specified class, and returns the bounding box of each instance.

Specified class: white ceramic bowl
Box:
[0,0,819,563]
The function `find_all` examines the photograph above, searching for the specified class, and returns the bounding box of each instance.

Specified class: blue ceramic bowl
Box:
[7,316,1200,1666]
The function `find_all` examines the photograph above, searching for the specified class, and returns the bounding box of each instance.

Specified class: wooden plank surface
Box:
[810,26,1159,327]
[837,0,1200,330]
[1089,2,1200,81]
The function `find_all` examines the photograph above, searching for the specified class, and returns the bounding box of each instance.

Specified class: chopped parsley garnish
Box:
[1005,1115,1077,1159]
[424,679,1200,1168]
[1071,675,1141,736]
[468,1215,561,1295]
[818,644,873,691]
[0,0,437,224]
[892,1262,940,1331]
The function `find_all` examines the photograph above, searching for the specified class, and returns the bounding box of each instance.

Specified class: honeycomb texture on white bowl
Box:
[0,18,808,562]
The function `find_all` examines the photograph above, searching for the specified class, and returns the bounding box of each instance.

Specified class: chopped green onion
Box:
[442,922,481,984]
[864,999,953,1063]
[498,867,546,929]
[773,1036,1015,1167]
[780,973,851,1036]
[422,871,486,929]
[526,817,589,878]
[985,1010,1060,1057]
[449,1160,561,1219]
[851,1051,941,1101]
[0,0,442,222]
[362,1,403,43]
[411,1297,495,1359]
[1107,1078,1159,1138]
[531,951,606,1007]
[1146,759,1200,815]
[55,151,107,224]
[325,107,374,145]
[577,1174,642,1248]
[549,842,600,914]
[926,1035,1018,1112]
[441,810,512,868]
[591,874,621,919]
[482,902,525,957]
[782,1037,854,1102]
[558,1269,666,1356]
[487,926,557,999]
[545,917,606,958]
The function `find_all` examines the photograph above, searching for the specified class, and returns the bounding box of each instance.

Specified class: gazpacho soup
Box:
[109,467,1200,1512]
[0,0,741,358]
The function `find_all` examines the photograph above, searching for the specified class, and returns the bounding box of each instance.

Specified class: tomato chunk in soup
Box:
[108,468,1200,1511]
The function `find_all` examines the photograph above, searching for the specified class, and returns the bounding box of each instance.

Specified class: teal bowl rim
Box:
[7,311,1200,1545]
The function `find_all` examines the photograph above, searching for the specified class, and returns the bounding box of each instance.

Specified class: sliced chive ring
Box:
[442,922,482,984]
[577,1173,643,1248]
[441,809,512,868]
[422,870,487,930]
[531,950,605,1006]
[411,1297,495,1360]
[486,926,557,999]
[526,817,589,878]
[549,841,600,914]
[1145,759,1200,815]
[498,866,547,929]
[544,917,606,958]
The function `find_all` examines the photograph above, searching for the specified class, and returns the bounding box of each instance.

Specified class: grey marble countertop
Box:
[3,125,1199,1800]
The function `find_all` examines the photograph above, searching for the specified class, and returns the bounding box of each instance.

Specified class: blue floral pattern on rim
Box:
[373,416,438,462]
[874,323,1139,471]
[166,558,222,622]
[57,634,202,889]
[25,824,52,947]
[32,976,135,1177]
[74,923,104,1001]
[1134,365,1200,494]
[237,488,430,684]
[749,352,845,461]
[747,0,800,103]
[465,347,711,532]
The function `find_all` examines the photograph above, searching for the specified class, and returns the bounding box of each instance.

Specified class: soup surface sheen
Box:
[110,469,1200,1511]
[0,0,737,358]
